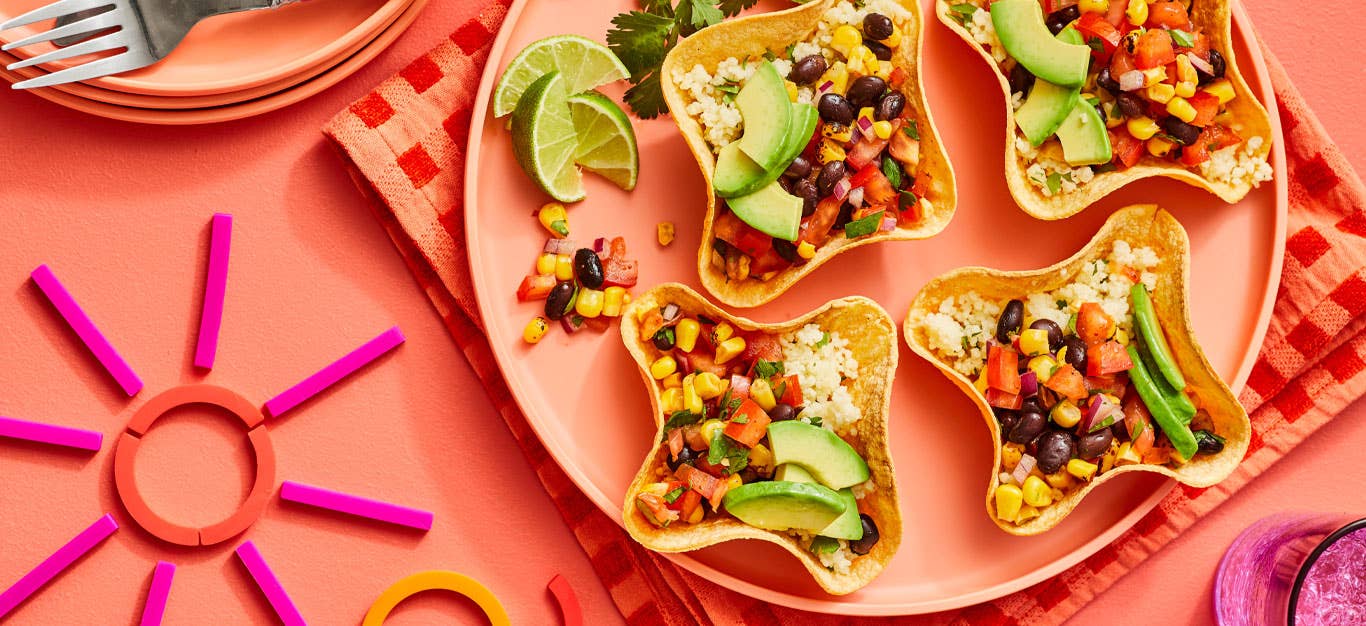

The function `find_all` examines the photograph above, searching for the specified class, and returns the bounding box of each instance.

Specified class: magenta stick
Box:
[264,326,405,418]
[31,265,143,396]
[0,514,118,619]
[0,415,102,452]
[280,481,434,531]
[235,541,306,626]
[194,213,233,370]
[139,561,175,626]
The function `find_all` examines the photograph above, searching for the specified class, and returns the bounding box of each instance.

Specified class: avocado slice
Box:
[1014,27,1084,147]
[721,480,846,532]
[735,61,793,171]
[767,421,870,490]
[990,0,1090,88]
[714,103,818,199]
[1056,100,1112,165]
[775,464,864,540]
[726,181,803,241]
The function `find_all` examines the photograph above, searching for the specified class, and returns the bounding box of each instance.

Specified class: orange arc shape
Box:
[126,384,264,435]
[362,571,510,626]
[113,433,200,547]
[199,426,276,545]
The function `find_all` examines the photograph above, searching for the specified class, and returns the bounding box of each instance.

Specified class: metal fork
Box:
[0,0,300,89]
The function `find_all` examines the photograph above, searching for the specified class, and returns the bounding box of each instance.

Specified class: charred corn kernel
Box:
[675,319,700,352]
[1028,355,1058,382]
[686,505,704,524]
[1127,116,1161,140]
[1203,78,1236,104]
[785,79,799,102]
[657,222,675,247]
[1044,471,1075,490]
[535,252,557,275]
[715,336,746,365]
[603,286,627,317]
[1146,82,1176,104]
[684,376,704,415]
[818,61,849,95]
[1166,96,1197,123]
[711,322,734,345]
[872,120,893,140]
[883,24,902,47]
[642,482,670,497]
[1051,401,1083,429]
[974,369,989,394]
[725,474,744,492]
[1175,54,1198,86]
[694,372,726,400]
[750,377,777,411]
[554,254,574,281]
[700,418,724,442]
[538,202,569,237]
[650,355,678,380]
[575,288,604,318]
[1067,458,1099,481]
[818,139,847,164]
[749,443,773,470]
[1147,136,1175,157]
[1142,66,1167,87]
[1021,475,1053,507]
[1125,0,1147,26]
[822,123,853,142]
[1019,328,1050,357]
[831,25,862,56]
[857,107,875,129]
[994,484,1024,521]
[1014,504,1040,524]
[1079,0,1109,13]
[1116,441,1142,466]
[662,373,683,389]
[1001,442,1024,470]
[797,241,816,259]
[523,317,549,344]
[660,388,684,413]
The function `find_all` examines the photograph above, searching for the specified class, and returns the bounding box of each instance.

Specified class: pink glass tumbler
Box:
[1215,513,1366,625]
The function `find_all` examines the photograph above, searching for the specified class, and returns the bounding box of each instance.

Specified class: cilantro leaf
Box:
[607,10,674,79]
[1168,29,1195,48]
[624,69,668,120]
[754,359,784,379]
[1045,172,1063,195]
[706,430,749,474]
[660,410,701,442]
[675,0,724,36]
[717,0,760,17]
[903,119,920,140]
[815,332,831,348]
[663,486,686,503]
[881,155,902,189]
[844,210,884,239]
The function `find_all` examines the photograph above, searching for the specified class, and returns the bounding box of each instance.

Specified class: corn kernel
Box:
[749,443,773,470]
[603,286,626,317]
[694,372,726,399]
[1114,327,1129,346]
[1000,442,1024,470]
[785,79,799,102]
[1127,116,1161,140]
[822,123,853,142]
[1067,458,1099,481]
[884,25,902,47]
[873,59,893,80]
[535,252,557,275]
[994,484,1024,521]
[1044,471,1075,490]
[523,317,549,344]
[715,336,746,365]
[1166,96,1197,123]
[818,139,847,164]
[750,377,777,411]
[684,376,704,415]
[1019,329,1050,357]
[1146,82,1176,104]
[1175,54,1198,86]
[711,322,734,345]
[847,45,874,75]
[817,61,848,95]
[1125,0,1147,26]
[538,202,569,237]
[1142,66,1167,87]
[554,254,574,281]
[700,418,724,441]
[575,288,604,318]
[675,319,700,352]
[831,25,862,56]
[1021,475,1053,507]
[1028,355,1057,382]
[660,388,684,413]
[1116,441,1142,466]
[797,241,816,259]
[1203,78,1236,104]
[641,482,670,497]
[1014,504,1040,524]
[662,373,683,389]
[1174,80,1196,99]
[1050,487,1067,501]
[1079,0,1109,13]
[650,355,678,380]
[657,222,675,247]
[1051,400,1082,429]
[974,369,989,394]
[1104,101,1125,128]
[686,504,704,524]
[872,120,893,140]
[724,474,743,492]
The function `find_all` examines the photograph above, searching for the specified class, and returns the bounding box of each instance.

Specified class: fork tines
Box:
[0,0,155,89]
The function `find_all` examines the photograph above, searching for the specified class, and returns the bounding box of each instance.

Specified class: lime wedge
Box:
[568,91,639,191]
[511,71,585,203]
[493,34,629,118]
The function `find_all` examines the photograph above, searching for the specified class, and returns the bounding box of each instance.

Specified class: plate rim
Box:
[463,0,1288,615]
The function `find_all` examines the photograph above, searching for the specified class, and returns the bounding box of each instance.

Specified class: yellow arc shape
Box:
[362,571,510,626]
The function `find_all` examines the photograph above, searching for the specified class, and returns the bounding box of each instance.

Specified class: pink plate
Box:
[0,0,409,96]
[465,0,1286,615]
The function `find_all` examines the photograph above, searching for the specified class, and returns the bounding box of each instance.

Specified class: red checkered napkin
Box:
[323,2,1366,623]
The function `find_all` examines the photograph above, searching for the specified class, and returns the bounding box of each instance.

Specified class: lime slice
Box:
[493,34,629,118]
[511,71,585,203]
[568,91,639,191]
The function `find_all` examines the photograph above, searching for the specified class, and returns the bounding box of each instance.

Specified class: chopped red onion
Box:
[1187,52,1214,77]
[560,315,582,334]
[594,237,606,253]
[832,177,852,201]
[1019,371,1038,398]
[879,215,897,231]
[1079,394,1123,434]
[847,187,865,208]
[1119,70,1144,91]
[661,303,682,324]
[818,80,834,94]
[543,238,578,254]
[1011,454,1037,486]
[857,116,873,132]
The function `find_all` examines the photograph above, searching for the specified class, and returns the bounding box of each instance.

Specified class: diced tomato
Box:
[516,274,556,301]
[683,424,709,450]
[985,387,1023,410]
[685,348,729,378]
[1109,45,1137,81]
[1085,372,1129,399]
[1119,264,1143,283]
[910,172,932,198]
[714,210,773,258]
[639,308,667,342]
[740,334,784,366]
[677,464,722,500]
[708,475,731,508]
[1181,31,1210,61]
[635,492,679,527]
[723,399,771,448]
[602,237,638,287]
[1046,364,1089,401]
[889,127,920,169]
[674,489,702,522]
[800,196,843,247]
[802,122,823,163]
[1179,122,1241,167]
[1076,302,1116,345]
[849,164,898,206]
[986,345,1022,394]
[1184,91,1220,128]
[729,375,752,400]
[668,428,685,459]
[846,135,890,171]
[776,374,803,407]
[1134,29,1176,69]
[584,316,611,333]
[1105,0,1127,27]
[1086,340,1134,376]
[1076,13,1121,58]
[749,248,791,276]
[1145,2,1191,30]
[887,66,907,89]
[1122,392,1156,455]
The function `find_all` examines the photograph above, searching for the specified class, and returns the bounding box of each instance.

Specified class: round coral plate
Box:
[465,0,1286,615]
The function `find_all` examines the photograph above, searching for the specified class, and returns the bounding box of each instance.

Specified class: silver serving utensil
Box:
[0,0,301,89]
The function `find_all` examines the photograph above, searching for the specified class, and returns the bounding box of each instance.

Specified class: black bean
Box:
[666,445,700,472]
[544,282,576,320]
[573,248,604,289]
[1194,430,1226,455]
[1044,5,1079,35]
[1116,91,1146,119]
[846,76,887,109]
[1111,420,1131,442]
[1021,397,1044,415]
[653,327,676,351]
[863,13,894,41]
[996,299,1024,343]
[833,202,855,230]
[1077,429,1114,460]
[789,54,828,85]
[1007,410,1046,444]
[874,91,905,121]
[794,179,819,216]
[849,514,881,555]
[772,238,801,264]
[785,155,812,179]
[1096,67,1121,94]
[864,39,892,61]
[818,93,855,125]
[778,176,794,194]
[1062,336,1088,373]
[1196,50,1226,85]
[1008,63,1035,95]
[997,411,1019,436]
[1030,319,1065,351]
[1035,430,1075,474]
[816,160,846,196]
[1162,116,1202,146]
[768,403,798,421]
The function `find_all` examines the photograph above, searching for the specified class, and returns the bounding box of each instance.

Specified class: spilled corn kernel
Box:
[523,317,549,344]
[535,253,557,276]
[538,202,569,237]
[603,286,627,317]
[657,222,675,247]
[575,288,604,318]
[554,254,574,281]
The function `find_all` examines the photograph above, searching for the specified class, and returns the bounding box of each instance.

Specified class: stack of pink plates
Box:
[0,0,424,123]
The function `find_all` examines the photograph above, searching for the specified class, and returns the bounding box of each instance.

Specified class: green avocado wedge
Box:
[714,103,818,198]
[991,0,1090,88]
[735,61,794,171]
[1055,100,1113,166]
[776,464,864,540]
[721,480,847,533]
[726,180,803,241]
[1014,26,1084,147]
[767,421,871,490]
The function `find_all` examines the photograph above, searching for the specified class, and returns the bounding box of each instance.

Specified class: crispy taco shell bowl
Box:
[904,205,1249,534]
[662,0,957,308]
[620,283,902,594]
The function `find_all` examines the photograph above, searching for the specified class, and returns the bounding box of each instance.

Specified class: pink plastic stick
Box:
[139,561,175,626]
[194,213,232,370]
[0,514,118,619]
[264,326,405,418]
[235,541,306,626]
[31,265,143,396]
[280,481,433,531]
[0,415,102,452]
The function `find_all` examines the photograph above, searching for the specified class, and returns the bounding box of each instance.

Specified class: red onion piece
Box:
[818,80,834,94]
[729,374,752,399]
[857,116,873,132]
[543,238,578,254]
[1079,394,1123,434]
[832,177,852,201]
[1187,52,1214,77]
[661,303,682,325]
[1118,70,1144,91]
[560,315,582,334]
[1011,454,1037,486]
[1019,371,1038,398]
[879,215,897,231]
[847,187,865,208]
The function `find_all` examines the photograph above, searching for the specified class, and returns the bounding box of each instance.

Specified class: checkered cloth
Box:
[323,2,1366,622]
